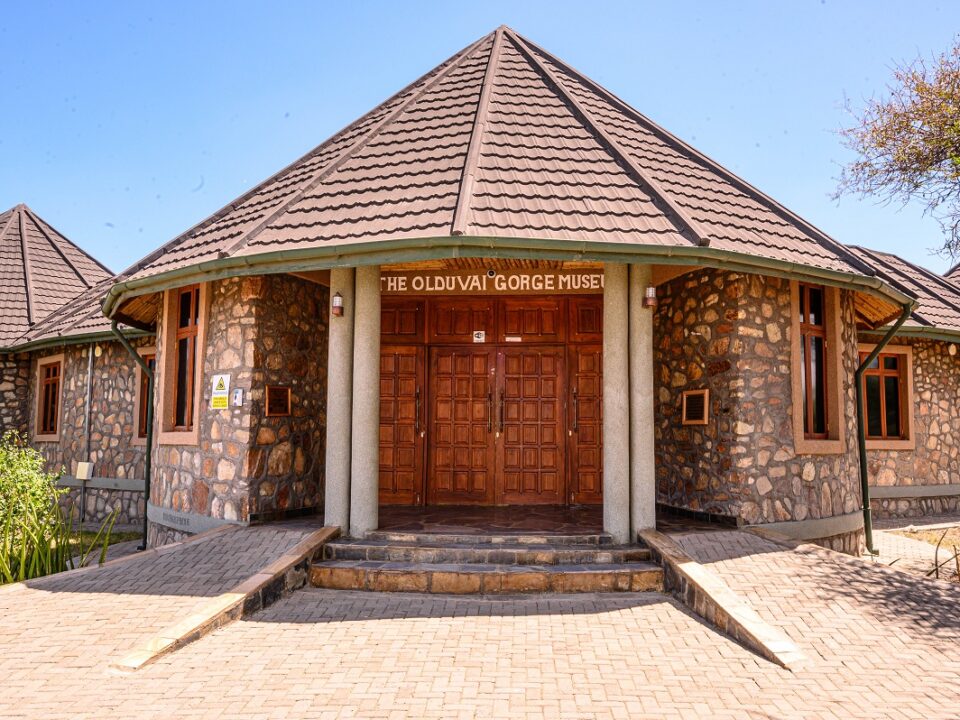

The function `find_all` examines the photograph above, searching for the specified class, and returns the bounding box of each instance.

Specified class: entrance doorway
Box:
[378,296,603,507]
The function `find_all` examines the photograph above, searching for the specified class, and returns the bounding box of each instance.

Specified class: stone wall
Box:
[654,269,862,542]
[58,486,144,526]
[863,337,960,519]
[26,340,151,525]
[149,274,328,544]
[0,352,29,434]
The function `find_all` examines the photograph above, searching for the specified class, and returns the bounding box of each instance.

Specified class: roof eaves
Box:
[507,30,706,247]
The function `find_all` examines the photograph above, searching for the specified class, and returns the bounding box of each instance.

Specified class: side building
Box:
[0,204,152,526]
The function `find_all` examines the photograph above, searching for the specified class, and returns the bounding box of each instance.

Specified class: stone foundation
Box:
[809,528,865,556]
[871,495,960,520]
[59,487,145,526]
[147,522,191,548]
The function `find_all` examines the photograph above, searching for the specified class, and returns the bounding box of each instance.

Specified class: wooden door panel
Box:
[569,344,603,504]
[381,299,424,344]
[428,347,495,504]
[429,299,495,344]
[500,298,565,342]
[379,346,424,505]
[498,348,565,505]
[568,296,603,342]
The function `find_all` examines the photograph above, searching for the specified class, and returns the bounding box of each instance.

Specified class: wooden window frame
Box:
[158,284,209,446]
[790,282,846,455]
[132,346,156,446]
[34,354,64,442]
[858,343,915,451]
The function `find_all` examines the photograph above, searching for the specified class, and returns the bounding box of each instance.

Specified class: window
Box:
[858,345,914,449]
[791,282,845,454]
[861,353,904,439]
[137,353,156,438]
[159,284,207,445]
[798,283,828,439]
[37,359,62,437]
[173,285,201,430]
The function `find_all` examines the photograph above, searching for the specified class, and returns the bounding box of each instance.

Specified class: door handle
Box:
[487,390,493,433]
[498,389,505,434]
[572,388,579,433]
[415,387,421,435]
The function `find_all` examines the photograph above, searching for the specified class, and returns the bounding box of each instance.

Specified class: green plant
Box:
[0,431,116,584]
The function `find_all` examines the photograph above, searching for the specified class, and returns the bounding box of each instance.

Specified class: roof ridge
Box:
[221,32,496,258]
[117,30,496,279]
[22,205,113,278]
[23,207,94,289]
[511,30,877,274]
[450,26,504,236]
[506,30,705,247]
[17,207,36,325]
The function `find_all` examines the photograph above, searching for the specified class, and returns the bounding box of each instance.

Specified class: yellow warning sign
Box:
[210,373,231,410]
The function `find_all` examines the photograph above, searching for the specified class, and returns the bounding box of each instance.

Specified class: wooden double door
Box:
[379,327,603,506]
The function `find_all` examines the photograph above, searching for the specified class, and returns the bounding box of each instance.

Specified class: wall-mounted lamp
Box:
[331,291,344,317]
[643,285,658,309]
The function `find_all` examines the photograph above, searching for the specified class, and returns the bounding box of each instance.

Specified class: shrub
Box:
[0,431,116,584]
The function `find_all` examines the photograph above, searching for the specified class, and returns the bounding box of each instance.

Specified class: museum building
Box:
[4,27,960,555]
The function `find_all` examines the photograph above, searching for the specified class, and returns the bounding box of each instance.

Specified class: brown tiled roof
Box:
[0,204,112,347]
[118,26,878,291]
[849,246,960,334]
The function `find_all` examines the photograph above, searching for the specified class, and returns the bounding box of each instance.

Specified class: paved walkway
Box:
[3,527,959,718]
[0,521,317,702]
[872,529,960,580]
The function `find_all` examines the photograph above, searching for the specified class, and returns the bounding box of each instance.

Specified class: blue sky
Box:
[1,1,958,274]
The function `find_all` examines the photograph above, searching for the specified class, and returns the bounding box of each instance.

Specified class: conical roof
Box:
[115,26,884,304]
[0,204,112,347]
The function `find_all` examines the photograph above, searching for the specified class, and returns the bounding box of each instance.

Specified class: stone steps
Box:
[308,560,663,594]
[309,530,663,595]
[364,530,613,546]
[324,539,651,565]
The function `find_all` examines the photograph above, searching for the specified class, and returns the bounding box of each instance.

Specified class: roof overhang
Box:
[103,235,917,329]
[1,327,153,355]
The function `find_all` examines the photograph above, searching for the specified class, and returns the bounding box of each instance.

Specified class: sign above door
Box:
[381,269,604,295]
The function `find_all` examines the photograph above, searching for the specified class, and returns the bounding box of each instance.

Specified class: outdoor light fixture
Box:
[331,292,344,317]
[643,285,658,308]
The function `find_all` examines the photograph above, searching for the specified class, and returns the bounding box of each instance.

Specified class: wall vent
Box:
[265,385,292,417]
[681,389,710,426]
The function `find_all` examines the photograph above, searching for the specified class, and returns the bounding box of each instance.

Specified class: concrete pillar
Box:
[349,265,381,538]
[629,264,656,538]
[323,267,355,532]
[602,263,631,544]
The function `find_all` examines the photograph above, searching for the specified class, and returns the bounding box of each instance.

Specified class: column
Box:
[349,265,381,538]
[629,264,656,537]
[323,267,355,531]
[602,263,631,544]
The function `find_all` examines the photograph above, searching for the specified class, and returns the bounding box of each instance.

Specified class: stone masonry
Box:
[149,274,327,546]
[0,352,29,434]
[654,269,863,552]
[865,336,960,519]
[26,340,150,525]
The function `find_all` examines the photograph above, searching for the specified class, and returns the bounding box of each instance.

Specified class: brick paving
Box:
[2,526,959,719]
[872,529,960,580]
[0,521,316,693]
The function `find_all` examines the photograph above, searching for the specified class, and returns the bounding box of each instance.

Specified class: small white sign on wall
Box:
[472,330,486,343]
[211,374,231,410]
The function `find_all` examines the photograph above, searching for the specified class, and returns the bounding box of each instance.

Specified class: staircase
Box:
[309,530,663,594]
